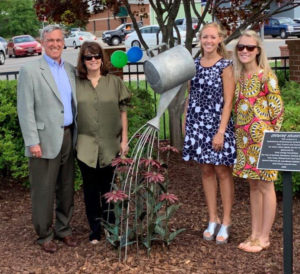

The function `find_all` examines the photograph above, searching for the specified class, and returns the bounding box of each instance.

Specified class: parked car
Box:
[102,22,143,46]
[293,18,300,24]
[64,31,97,49]
[124,24,198,48]
[175,17,198,30]
[0,42,6,65]
[0,36,8,54]
[70,27,85,33]
[7,35,42,57]
[264,17,300,39]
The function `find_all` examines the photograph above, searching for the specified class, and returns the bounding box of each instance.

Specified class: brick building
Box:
[86,1,150,37]
[286,39,300,83]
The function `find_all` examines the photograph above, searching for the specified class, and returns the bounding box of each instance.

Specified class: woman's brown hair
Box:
[77,41,108,79]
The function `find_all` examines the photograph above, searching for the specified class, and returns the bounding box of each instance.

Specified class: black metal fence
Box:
[0,71,19,80]
[268,56,289,81]
[123,56,290,82]
[1,56,290,82]
[0,56,290,140]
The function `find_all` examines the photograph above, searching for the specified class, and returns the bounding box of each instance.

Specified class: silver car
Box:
[0,42,6,65]
[0,36,7,54]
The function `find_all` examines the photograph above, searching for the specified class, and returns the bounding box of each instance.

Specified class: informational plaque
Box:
[257,132,300,172]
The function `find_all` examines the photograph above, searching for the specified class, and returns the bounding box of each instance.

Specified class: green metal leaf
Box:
[166,204,181,220]
[154,224,166,238]
[168,228,186,243]
[155,214,166,225]
[154,201,163,213]
[106,236,118,247]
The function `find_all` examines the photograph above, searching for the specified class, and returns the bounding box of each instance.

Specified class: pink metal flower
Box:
[159,145,179,153]
[159,193,179,204]
[111,157,134,167]
[139,157,161,169]
[103,190,128,203]
[144,171,165,183]
[116,165,131,173]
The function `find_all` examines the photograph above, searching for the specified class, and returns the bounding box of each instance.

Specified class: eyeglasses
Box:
[83,54,102,61]
[236,44,259,52]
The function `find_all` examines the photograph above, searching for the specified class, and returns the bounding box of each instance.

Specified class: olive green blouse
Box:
[76,74,130,168]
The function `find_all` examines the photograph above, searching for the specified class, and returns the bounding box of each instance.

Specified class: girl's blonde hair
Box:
[233,30,271,82]
[198,22,229,59]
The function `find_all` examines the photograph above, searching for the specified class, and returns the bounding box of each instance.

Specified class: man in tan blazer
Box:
[17,25,77,253]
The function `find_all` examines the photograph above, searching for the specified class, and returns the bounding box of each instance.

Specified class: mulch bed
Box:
[0,152,299,273]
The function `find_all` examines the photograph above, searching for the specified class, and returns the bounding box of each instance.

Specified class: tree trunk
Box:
[168,83,187,150]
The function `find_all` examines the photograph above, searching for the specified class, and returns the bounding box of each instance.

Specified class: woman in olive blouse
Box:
[76,41,130,244]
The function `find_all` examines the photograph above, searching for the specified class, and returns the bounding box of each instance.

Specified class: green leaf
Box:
[142,240,150,249]
[155,214,167,225]
[147,223,156,235]
[167,228,186,244]
[120,239,135,248]
[154,224,166,238]
[106,236,118,247]
[132,183,144,194]
[157,182,167,192]
[166,204,181,220]
[154,201,163,213]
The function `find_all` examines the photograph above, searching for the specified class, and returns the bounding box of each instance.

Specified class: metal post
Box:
[260,23,264,42]
[107,9,111,30]
[282,171,293,274]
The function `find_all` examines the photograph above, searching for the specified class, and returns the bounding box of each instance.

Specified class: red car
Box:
[7,35,42,57]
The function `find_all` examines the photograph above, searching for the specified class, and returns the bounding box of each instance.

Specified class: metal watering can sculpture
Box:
[144,44,196,129]
[109,45,195,259]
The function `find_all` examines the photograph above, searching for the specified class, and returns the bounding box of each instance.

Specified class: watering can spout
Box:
[147,85,182,130]
[147,117,160,130]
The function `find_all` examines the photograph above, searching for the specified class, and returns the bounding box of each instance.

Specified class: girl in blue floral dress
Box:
[183,22,236,244]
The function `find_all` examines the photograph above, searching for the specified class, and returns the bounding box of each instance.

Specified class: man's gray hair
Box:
[41,25,64,40]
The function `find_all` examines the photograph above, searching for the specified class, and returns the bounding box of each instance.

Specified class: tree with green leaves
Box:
[0,0,40,38]
[123,0,300,148]
[34,0,300,148]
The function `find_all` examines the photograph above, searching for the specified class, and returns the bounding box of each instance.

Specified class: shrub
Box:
[275,70,289,89]
[275,81,300,193]
[0,81,154,190]
[0,80,28,182]
[127,86,155,137]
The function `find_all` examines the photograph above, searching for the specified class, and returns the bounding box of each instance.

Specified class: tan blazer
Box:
[17,57,77,159]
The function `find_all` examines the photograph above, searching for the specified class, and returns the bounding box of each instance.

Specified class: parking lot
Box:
[0,36,292,73]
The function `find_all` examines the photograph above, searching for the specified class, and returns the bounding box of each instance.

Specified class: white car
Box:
[64,31,97,49]
[0,42,5,65]
[124,25,198,49]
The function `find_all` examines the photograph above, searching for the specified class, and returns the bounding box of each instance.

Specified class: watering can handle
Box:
[146,43,168,57]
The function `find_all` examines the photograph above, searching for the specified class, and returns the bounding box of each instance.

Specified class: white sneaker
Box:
[90,239,100,245]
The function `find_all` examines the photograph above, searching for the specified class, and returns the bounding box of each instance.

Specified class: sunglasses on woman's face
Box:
[236,44,258,52]
[83,54,102,61]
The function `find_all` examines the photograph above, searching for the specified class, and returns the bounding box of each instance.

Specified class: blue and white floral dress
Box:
[183,58,236,166]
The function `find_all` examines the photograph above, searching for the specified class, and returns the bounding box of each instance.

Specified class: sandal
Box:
[241,238,270,253]
[203,222,221,241]
[216,224,231,244]
[238,236,253,250]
